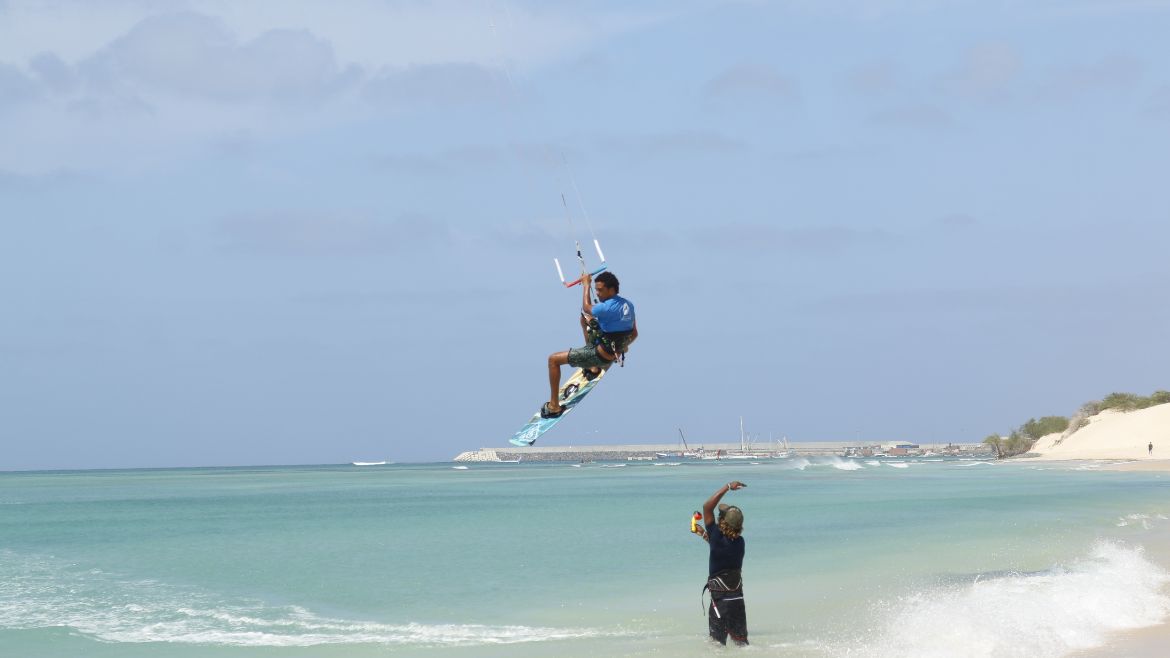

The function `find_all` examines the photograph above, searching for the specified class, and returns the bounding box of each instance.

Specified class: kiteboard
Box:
[509,366,607,446]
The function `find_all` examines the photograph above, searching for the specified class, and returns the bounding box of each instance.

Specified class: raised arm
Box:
[702,480,745,526]
[581,272,594,314]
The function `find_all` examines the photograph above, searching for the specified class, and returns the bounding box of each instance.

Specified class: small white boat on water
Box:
[657,428,703,459]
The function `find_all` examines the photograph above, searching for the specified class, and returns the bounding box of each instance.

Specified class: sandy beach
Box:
[1076,623,1170,658]
[1029,403,1170,463]
[1099,459,1170,472]
[1022,402,1170,655]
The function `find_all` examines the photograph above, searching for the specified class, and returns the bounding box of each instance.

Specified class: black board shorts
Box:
[708,592,748,646]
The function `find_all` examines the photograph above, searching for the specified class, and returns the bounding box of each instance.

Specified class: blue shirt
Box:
[706,522,745,576]
[592,295,635,333]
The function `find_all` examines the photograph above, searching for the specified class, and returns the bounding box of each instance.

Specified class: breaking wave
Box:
[842,541,1170,657]
[0,550,621,647]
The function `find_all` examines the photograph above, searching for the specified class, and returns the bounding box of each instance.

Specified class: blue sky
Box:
[2,0,1169,469]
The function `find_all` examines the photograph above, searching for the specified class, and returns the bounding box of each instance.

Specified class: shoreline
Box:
[1074,522,1170,657]
[1018,457,1170,473]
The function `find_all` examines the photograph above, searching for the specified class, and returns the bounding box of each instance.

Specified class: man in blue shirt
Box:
[541,271,637,418]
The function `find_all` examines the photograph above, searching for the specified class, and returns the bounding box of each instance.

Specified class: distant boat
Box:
[352,461,388,466]
[657,428,704,459]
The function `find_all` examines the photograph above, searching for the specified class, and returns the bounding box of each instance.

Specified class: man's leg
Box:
[708,600,728,645]
[577,314,605,378]
[725,598,749,646]
[577,315,602,379]
[547,351,570,413]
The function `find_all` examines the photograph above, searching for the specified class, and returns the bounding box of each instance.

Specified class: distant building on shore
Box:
[454,441,992,463]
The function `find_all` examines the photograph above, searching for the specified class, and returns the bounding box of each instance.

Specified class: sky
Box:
[2,0,1169,469]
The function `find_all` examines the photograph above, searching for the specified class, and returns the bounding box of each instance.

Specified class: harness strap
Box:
[701,569,744,616]
[587,319,632,367]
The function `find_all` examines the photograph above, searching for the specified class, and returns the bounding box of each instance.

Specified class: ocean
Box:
[2,458,1168,657]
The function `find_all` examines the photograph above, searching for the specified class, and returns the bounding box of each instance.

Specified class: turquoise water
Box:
[2,458,1169,657]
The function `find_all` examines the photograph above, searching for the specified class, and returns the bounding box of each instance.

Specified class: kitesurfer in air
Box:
[702,481,748,646]
[541,271,636,418]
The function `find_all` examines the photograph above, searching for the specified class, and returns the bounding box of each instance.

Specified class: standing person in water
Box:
[702,480,748,646]
[540,271,636,418]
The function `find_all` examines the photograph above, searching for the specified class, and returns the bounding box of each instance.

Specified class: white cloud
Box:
[845,60,900,97]
[693,224,895,253]
[368,141,571,177]
[1147,84,1170,118]
[870,104,954,129]
[597,131,745,159]
[1036,55,1143,100]
[28,53,77,93]
[938,42,1022,102]
[0,61,39,104]
[0,2,677,174]
[934,213,979,230]
[0,1,667,75]
[79,12,360,103]
[219,210,454,256]
[703,64,799,104]
[364,63,500,108]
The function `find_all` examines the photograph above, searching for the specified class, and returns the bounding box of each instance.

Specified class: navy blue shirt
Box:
[706,522,745,576]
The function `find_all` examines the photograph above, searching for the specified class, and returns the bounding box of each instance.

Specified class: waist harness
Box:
[701,568,743,616]
[587,318,632,367]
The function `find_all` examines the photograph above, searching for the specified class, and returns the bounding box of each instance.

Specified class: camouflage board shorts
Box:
[567,345,612,369]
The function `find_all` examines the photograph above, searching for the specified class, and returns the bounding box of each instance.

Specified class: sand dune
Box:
[1030,403,1170,461]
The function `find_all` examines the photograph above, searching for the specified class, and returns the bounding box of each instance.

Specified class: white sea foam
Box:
[827,458,864,471]
[865,460,881,466]
[1116,513,1155,529]
[779,457,811,471]
[844,540,1170,658]
[0,551,620,647]
[886,462,909,469]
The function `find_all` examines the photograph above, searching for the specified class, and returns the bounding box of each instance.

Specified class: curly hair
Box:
[595,271,619,293]
[718,519,741,541]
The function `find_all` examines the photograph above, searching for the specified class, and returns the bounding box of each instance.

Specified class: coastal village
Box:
[453,440,994,463]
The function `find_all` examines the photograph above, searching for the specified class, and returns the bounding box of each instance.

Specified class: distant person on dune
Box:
[1150,442,1154,456]
[701,480,749,646]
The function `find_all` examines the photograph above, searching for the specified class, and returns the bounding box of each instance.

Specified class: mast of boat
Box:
[678,427,690,452]
[739,417,746,453]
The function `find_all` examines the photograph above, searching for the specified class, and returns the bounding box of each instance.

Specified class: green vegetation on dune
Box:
[1081,391,1170,415]
[982,390,1170,458]
[983,416,1069,458]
